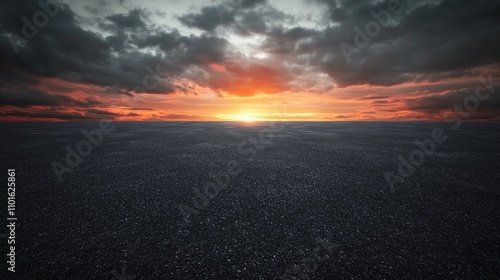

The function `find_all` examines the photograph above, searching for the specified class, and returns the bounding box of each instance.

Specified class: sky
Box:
[0,0,499,121]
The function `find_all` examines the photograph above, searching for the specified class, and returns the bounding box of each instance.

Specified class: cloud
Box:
[179,6,232,32]
[358,95,389,100]
[0,88,101,108]
[0,1,230,96]
[2,110,99,120]
[306,0,500,87]
[178,0,267,32]
[106,9,147,30]
[149,112,207,120]
[403,87,500,113]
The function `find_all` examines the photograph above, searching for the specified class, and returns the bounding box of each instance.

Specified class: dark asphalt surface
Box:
[0,122,499,279]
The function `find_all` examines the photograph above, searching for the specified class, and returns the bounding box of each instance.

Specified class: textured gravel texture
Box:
[0,122,499,279]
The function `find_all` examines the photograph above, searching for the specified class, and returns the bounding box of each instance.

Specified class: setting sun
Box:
[234,113,259,122]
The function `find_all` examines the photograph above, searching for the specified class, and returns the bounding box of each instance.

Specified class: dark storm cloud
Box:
[178,0,268,32]
[232,10,268,35]
[0,107,132,120]
[136,30,182,52]
[179,6,233,32]
[137,33,229,65]
[261,26,318,55]
[106,9,146,30]
[85,108,121,116]
[178,36,229,65]
[105,30,128,51]
[0,88,101,108]
[135,32,231,79]
[239,0,267,8]
[1,110,101,120]
[0,2,119,86]
[0,0,230,96]
[404,87,500,112]
[232,4,294,37]
[307,0,500,87]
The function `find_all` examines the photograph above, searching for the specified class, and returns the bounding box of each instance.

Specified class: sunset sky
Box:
[0,0,499,121]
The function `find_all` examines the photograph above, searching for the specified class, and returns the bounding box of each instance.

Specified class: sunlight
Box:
[228,112,262,122]
[235,114,258,122]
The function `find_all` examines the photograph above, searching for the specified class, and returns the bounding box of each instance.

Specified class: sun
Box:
[233,113,259,122]
[242,116,256,122]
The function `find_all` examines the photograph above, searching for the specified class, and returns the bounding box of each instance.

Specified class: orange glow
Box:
[209,63,226,71]
[220,112,262,122]
[3,73,499,122]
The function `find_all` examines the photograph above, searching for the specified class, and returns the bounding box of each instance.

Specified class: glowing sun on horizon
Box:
[233,113,259,122]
